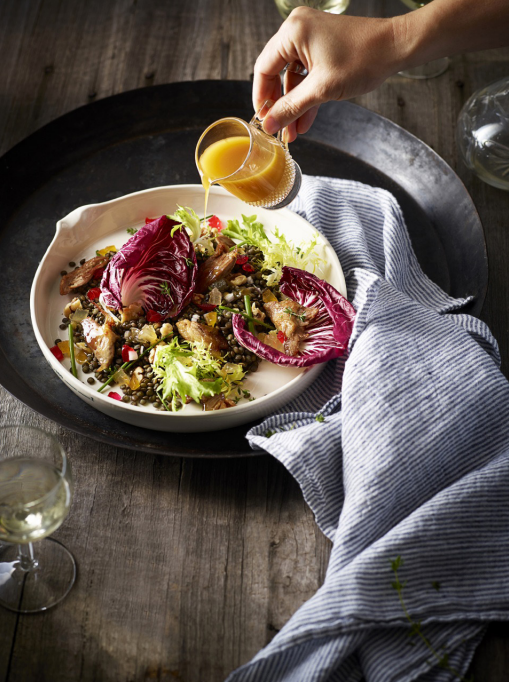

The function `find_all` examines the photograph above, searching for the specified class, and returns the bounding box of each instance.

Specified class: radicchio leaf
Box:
[100,215,197,318]
[232,266,355,367]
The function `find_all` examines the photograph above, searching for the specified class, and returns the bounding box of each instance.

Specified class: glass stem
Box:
[17,542,38,572]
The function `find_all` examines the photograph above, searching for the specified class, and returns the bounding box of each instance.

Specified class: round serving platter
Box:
[0,81,487,457]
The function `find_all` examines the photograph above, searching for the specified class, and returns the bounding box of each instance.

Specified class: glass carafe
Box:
[457,76,509,191]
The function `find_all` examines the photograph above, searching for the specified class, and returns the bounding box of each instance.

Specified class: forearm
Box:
[395,0,509,70]
[253,1,509,137]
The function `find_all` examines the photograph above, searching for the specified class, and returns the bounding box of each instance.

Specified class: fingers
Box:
[252,30,300,112]
[296,105,319,134]
[285,120,298,144]
[282,68,307,143]
[252,73,281,115]
[262,71,323,134]
[284,64,305,97]
[253,9,324,139]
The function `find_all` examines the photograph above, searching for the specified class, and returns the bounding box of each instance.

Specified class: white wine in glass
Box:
[0,458,71,543]
[274,0,350,20]
[0,426,75,613]
[400,0,434,8]
[398,0,449,79]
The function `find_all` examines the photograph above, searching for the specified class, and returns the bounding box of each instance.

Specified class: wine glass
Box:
[274,0,350,20]
[398,0,449,79]
[457,76,509,191]
[0,425,75,613]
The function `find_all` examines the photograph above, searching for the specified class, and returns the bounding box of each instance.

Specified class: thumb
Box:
[262,72,325,135]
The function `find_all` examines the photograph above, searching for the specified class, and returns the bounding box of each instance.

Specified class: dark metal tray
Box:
[0,81,487,457]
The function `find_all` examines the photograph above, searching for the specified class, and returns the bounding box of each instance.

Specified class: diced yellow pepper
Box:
[74,348,89,365]
[58,340,92,364]
[113,368,131,387]
[57,340,70,356]
[96,245,117,257]
[129,367,143,391]
[204,311,217,327]
[137,324,158,345]
[262,289,277,303]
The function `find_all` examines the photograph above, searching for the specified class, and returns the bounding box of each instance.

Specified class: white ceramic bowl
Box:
[30,185,346,432]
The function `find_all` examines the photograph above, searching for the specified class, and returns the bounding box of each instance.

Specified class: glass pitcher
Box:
[195,102,302,210]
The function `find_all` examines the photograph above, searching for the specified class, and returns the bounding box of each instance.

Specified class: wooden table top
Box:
[1,1,508,680]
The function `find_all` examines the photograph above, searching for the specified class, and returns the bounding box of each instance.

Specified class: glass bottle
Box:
[457,76,509,191]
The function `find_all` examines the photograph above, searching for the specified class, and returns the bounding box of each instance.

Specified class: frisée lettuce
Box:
[152,337,247,411]
[222,214,326,286]
[153,337,223,411]
[168,206,215,255]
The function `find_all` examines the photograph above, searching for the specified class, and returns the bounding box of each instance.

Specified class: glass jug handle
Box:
[249,100,289,151]
[249,61,308,149]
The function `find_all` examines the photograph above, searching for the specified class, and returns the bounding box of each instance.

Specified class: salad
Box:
[51,208,355,412]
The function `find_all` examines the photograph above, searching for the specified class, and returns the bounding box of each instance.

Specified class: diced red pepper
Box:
[108,392,122,401]
[195,302,217,312]
[92,267,105,280]
[277,331,286,344]
[50,345,64,361]
[121,345,134,362]
[145,216,156,224]
[242,263,254,273]
[236,254,249,265]
[146,310,163,323]
[208,215,223,231]
[87,287,101,300]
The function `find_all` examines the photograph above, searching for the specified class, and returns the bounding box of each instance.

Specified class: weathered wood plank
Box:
[0,436,330,680]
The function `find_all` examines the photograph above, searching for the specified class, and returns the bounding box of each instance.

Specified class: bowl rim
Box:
[30,184,345,421]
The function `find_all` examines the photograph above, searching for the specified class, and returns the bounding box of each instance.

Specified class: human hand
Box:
[253,7,406,142]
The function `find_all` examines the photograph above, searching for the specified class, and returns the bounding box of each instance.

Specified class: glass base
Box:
[399,57,450,80]
[256,161,302,210]
[0,538,76,613]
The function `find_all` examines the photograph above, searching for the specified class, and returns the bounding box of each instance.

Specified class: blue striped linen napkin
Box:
[226,175,509,682]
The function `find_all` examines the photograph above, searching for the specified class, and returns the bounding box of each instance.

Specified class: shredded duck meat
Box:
[195,243,238,293]
[176,319,228,356]
[59,256,108,295]
[120,302,143,323]
[202,394,236,411]
[216,234,236,249]
[81,317,119,371]
[263,299,319,356]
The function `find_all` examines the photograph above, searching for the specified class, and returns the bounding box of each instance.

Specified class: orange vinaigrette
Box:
[198,134,289,217]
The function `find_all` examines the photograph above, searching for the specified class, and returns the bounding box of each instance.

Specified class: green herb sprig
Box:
[390,557,473,681]
[244,295,256,335]
[266,424,296,438]
[217,305,273,330]
[157,391,172,412]
[284,307,306,322]
[68,324,78,378]
[160,282,174,300]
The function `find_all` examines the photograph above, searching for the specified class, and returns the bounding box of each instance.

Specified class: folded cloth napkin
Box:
[226,175,509,682]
